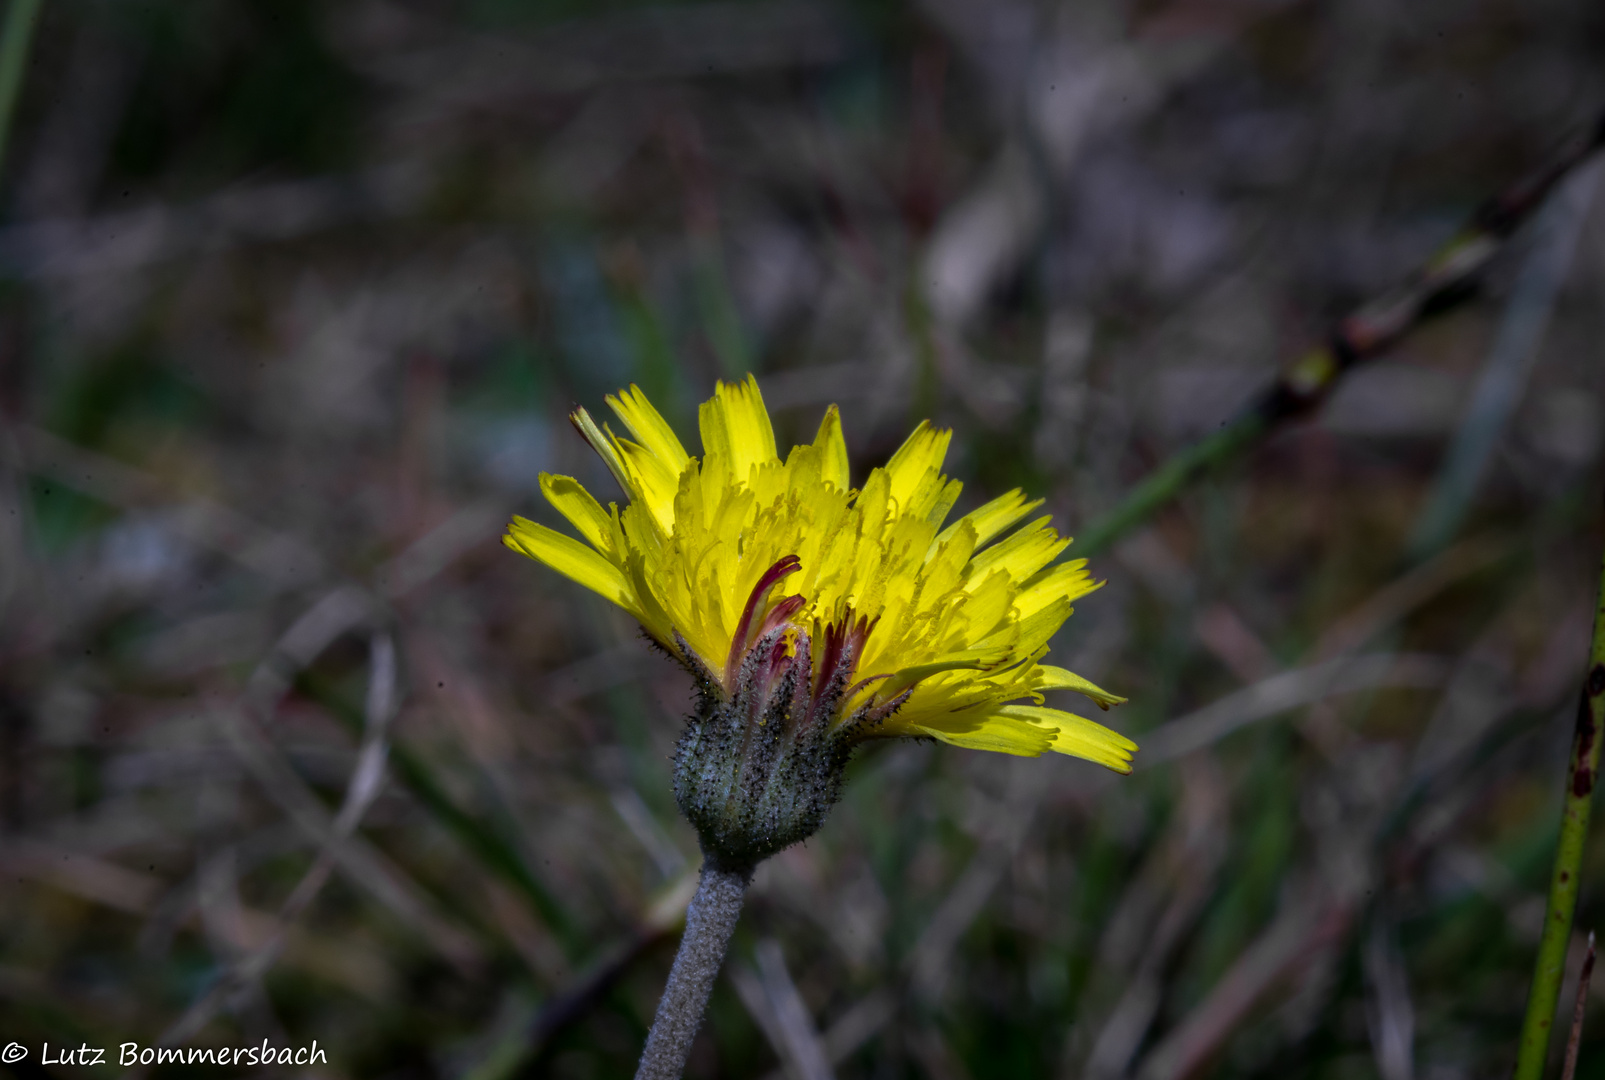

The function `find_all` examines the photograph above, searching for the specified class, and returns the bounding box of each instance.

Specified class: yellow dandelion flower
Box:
[505,374,1133,865]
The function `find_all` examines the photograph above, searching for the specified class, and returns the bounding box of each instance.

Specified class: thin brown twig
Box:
[907,760,1051,1004]
[516,871,699,1069]
[1135,887,1358,1080]
[1308,536,1512,662]
[1079,761,1229,1080]
[219,652,482,969]
[161,633,407,1046]
[1362,914,1416,1080]
[1135,654,1447,768]
[753,938,836,1080]
[0,839,163,913]
[1562,932,1597,1080]
[752,992,898,1080]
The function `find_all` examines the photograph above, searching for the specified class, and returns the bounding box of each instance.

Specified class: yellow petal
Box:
[973,591,1062,650]
[919,525,976,601]
[884,421,952,517]
[997,705,1136,772]
[966,517,1069,584]
[607,384,690,476]
[954,569,1016,643]
[1034,665,1127,710]
[813,405,850,491]
[539,473,616,553]
[909,711,1057,757]
[699,374,777,485]
[1014,560,1101,619]
[504,517,636,614]
[622,544,684,658]
[614,436,681,535]
[874,651,999,704]
[924,477,963,529]
[1012,596,1074,655]
[936,489,1042,550]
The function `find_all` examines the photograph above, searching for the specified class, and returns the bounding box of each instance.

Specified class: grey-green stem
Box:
[635,860,752,1080]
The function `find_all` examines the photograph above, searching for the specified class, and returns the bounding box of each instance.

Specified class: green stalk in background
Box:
[1076,416,1266,558]
[1074,113,1605,561]
[0,0,41,178]
[1514,532,1605,1080]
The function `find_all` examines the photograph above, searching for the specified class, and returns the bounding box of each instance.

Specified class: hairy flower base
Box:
[672,614,903,867]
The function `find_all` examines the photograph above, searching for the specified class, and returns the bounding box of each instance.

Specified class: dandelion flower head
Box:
[505,375,1134,774]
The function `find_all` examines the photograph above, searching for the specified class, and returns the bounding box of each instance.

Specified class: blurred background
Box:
[1,0,1604,1077]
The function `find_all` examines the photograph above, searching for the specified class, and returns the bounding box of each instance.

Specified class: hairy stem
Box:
[636,860,751,1080]
[1513,532,1605,1080]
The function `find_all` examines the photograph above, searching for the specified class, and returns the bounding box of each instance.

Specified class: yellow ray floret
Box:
[505,374,1135,773]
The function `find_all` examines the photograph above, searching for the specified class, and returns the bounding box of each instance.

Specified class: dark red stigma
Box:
[726,556,803,688]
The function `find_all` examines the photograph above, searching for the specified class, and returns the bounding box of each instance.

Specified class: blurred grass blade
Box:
[0,0,41,179]
[694,244,751,378]
[299,671,582,955]
[386,742,581,951]
[1513,533,1605,1080]
[1405,160,1602,564]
